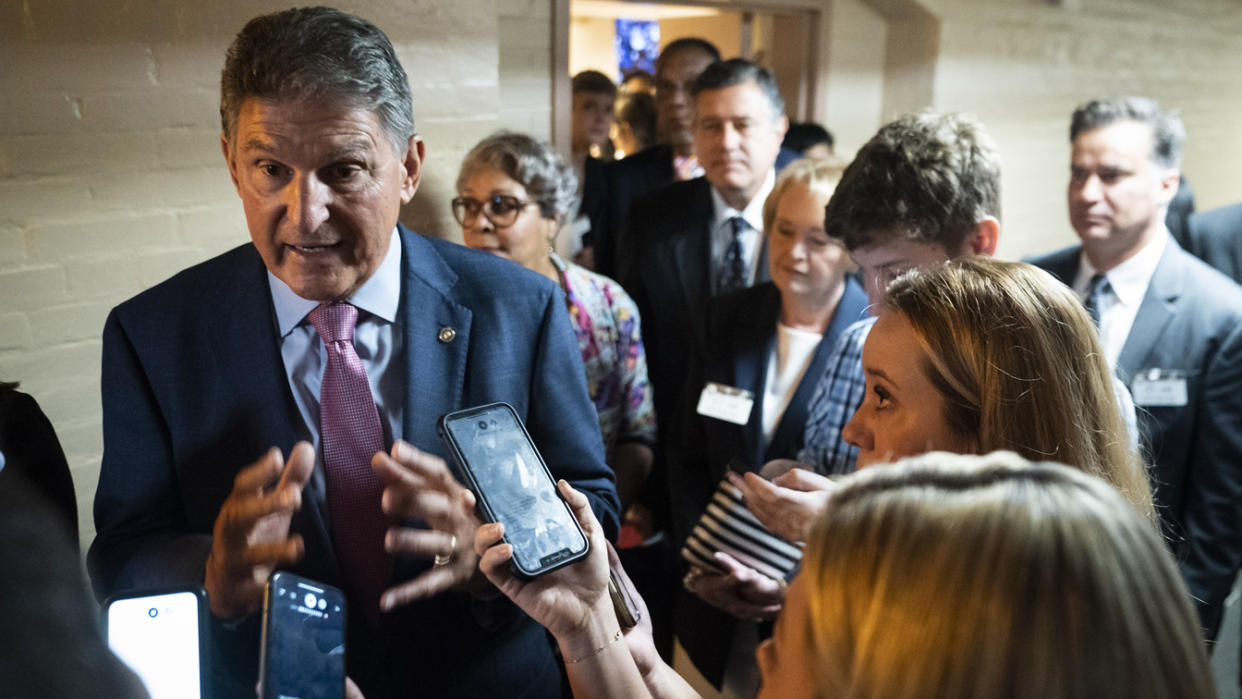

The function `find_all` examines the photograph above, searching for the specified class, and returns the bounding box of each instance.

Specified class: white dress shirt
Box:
[268,226,405,453]
[709,169,776,291]
[1073,228,1167,368]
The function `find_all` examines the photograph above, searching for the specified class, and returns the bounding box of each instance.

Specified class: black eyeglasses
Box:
[451,195,537,228]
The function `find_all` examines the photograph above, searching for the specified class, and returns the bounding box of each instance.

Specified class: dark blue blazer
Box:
[1187,201,1242,285]
[89,226,619,698]
[671,278,867,688]
[588,144,675,280]
[1029,238,1242,640]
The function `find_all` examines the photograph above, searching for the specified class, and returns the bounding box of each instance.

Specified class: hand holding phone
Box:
[473,479,609,639]
[439,403,589,579]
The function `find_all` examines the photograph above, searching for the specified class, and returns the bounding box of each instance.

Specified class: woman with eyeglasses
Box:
[454,131,656,521]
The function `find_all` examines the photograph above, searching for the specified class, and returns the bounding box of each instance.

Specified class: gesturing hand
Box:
[373,441,482,611]
[205,442,314,620]
[474,479,611,639]
[728,466,838,542]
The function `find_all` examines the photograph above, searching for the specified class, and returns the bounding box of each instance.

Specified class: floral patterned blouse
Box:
[551,253,657,461]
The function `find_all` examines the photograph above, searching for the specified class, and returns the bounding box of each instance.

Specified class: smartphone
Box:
[608,570,640,629]
[259,572,346,699]
[438,402,590,579]
[105,587,209,699]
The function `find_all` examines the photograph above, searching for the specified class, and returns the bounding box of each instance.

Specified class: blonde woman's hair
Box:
[800,451,1212,699]
[761,156,849,234]
[882,257,1155,522]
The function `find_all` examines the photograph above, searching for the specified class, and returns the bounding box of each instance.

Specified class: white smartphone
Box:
[105,587,209,699]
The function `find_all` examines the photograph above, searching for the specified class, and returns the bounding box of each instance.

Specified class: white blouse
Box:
[761,322,823,445]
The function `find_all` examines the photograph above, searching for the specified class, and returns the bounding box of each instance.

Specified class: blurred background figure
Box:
[611,91,658,160]
[0,475,149,698]
[620,68,656,97]
[456,131,656,528]
[781,121,834,160]
[587,38,721,279]
[671,158,865,696]
[0,381,78,551]
[1165,175,1196,249]
[569,70,620,263]
[1187,199,1242,284]
[571,69,618,167]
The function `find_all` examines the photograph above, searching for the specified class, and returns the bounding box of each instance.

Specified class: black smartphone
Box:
[438,402,590,578]
[104,586,210,699]
[608,570,640,629]
[259,572,346,699]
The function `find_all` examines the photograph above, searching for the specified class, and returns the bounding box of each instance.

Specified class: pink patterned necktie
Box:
[308,302,389,620]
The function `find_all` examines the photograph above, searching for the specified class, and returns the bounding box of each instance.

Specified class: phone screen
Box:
[443,405,587,575]
[106,590,203,699]
[261,573,346,699]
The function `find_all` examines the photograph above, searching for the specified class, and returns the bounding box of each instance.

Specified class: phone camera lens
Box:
[148,608,158,618]
[478,421,488,430]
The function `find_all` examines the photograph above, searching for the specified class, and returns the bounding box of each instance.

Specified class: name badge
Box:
[1132,368,1188,407]
[696,382,755,425]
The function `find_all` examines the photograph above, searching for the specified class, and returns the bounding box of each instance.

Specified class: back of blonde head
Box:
[801,452,1212,699]
[883,257,1155,522]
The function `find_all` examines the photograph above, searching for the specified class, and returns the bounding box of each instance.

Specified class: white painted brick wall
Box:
[923,0,1242,259]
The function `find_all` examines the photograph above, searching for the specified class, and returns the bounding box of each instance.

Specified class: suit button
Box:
[438,327,456,343]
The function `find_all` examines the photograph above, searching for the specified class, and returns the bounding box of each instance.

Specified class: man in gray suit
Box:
[1030,97,1242,641]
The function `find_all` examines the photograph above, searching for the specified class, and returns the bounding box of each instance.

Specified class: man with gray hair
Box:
[1031,96,1242,641]
[88,8,618,697]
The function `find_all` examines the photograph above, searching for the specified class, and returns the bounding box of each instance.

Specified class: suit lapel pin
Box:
[438,327,456,343]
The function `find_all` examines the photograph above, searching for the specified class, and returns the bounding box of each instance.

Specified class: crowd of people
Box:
[4,5,1242,698]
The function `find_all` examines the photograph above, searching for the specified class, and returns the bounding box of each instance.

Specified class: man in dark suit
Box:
[616,57,786,668]
[87,8,618,698]
[1187,201,1242,284]
[1030,97,1242,641]
[624,58,789,449]
[586,38,720,279]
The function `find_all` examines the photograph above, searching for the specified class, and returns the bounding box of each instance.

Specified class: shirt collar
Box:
[1075,226,1167,309]
[710,168,776,234]
[268,226,403,337]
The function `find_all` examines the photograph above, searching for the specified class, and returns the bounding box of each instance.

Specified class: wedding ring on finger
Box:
[433,534,457,566]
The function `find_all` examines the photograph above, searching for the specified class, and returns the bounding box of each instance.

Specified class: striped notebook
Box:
[681,478,804,582]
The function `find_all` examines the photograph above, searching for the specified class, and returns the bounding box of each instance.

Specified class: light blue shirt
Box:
[267,227,405,456]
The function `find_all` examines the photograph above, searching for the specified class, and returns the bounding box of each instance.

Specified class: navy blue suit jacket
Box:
[89,226,619,698]
[588,144,675,280]
[1030,238,1242,640]
[1187,201,1242,285]
[670,278,867,687]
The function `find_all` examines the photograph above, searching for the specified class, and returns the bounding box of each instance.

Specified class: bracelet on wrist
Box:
[565,629,624,664]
